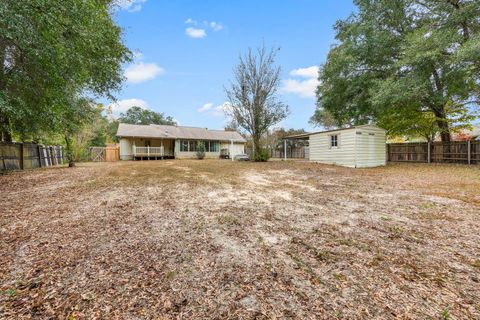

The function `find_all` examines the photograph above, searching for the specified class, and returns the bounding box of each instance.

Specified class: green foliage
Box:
[314,0,480,141]
[0,0,131,143]
[254,148,270,162]
[196,141,206,159]
[118,106,177,125]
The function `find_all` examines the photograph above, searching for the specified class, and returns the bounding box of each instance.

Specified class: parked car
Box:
[234,153,249,161]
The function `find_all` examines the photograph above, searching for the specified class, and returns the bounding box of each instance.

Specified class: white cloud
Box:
[212,102,232,117]
[124,62,164,84]
[209,21,223,31]
[108,98,149,115]
[185,27,207,39]
[198,103,214,112]
[116,0,147,12]
[197,102,231,117]
[281,66,320,98]
[184,19,224,38]
[289,66,319,78]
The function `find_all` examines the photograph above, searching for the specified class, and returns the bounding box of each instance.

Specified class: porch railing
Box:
[133,146,168,157]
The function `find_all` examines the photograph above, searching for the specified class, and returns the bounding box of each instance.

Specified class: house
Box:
[116,123,246,160]
[287,125,386,168]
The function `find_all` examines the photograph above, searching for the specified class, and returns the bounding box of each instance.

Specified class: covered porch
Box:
[133,138,174,159]
[119,137,175,160]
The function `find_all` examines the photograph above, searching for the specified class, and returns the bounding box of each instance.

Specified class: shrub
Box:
[196,142,206,159]
[254,148,270,162]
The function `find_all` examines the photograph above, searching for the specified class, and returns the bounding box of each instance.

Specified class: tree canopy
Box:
[313,0,480,142]
[0,0,131,142]
[118,106,177,125]
[225,45,289,159]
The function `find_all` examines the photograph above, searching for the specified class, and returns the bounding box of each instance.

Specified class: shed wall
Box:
[354,127,387,167]
[309,130,356,167]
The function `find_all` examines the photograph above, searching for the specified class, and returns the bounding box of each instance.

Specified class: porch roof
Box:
[117,123,246,142]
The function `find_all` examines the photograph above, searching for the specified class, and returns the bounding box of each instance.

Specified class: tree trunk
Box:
[253,134,261,160]
[64,134,75,167]
[432,106,451,143]
[0,39,11,142]
[0,112,12,142]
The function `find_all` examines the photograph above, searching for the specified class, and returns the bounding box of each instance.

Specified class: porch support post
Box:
[231,139,234,161]
[161,139,164,159]
[132,138,136,160]
[284,140,287,161]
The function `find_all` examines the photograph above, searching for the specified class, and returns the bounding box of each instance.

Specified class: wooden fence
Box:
[0,142,65,172]
[387,141,480,164]
[90,146,119,162]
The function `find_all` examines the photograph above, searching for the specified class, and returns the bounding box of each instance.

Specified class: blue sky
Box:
[110,0,356,131]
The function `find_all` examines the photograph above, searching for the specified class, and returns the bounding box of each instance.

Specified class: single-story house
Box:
[116,123,246,160]
[287,125,386,168]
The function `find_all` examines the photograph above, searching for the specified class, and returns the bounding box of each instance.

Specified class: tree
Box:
[225,45,289,159]
[196,141,205,160]
[0,1,131,142]
[118,106,177,125]
[309,108,341,130]
[314,0,480,142]
[266,128,307,150]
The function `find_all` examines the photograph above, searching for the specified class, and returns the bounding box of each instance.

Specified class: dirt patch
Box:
[1,160,479,319]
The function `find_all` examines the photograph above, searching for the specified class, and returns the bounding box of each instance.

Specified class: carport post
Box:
[468,140,471,165]
[284,140,287,161]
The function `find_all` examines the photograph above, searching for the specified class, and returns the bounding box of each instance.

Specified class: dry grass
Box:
[1,160,480,319]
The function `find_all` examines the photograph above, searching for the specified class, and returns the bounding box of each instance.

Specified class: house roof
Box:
[116,123,246,142]
[284,125,386,139]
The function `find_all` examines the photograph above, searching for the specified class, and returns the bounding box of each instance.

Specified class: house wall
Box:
[220,142,245,158]
[354,126,387,167]
[119,138,133,160]
[309,129,356,167]
[176,141,245,159]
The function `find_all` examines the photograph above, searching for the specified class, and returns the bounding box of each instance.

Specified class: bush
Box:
[196,142,206,159]
[254,148,270,162]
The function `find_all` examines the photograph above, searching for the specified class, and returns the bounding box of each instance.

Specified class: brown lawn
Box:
[1,160,480,319]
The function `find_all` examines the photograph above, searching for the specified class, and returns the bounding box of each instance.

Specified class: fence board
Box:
[388,141,479,164]
[90,146,119,162]
[0,142,65,172]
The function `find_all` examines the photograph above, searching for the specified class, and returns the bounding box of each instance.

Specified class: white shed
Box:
[289,125,386,168]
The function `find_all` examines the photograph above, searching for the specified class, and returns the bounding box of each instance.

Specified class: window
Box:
[179,140,220,152]
[189,141,197,152]
[202,140,219,152]
[180,140,189,152]
[330,135,338,148]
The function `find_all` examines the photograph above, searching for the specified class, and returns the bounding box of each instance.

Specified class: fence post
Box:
[20,143,24,170]
[467,140,471,165]
[427,142,431,163]
[284,140,287,161]
[37,144,42,168]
